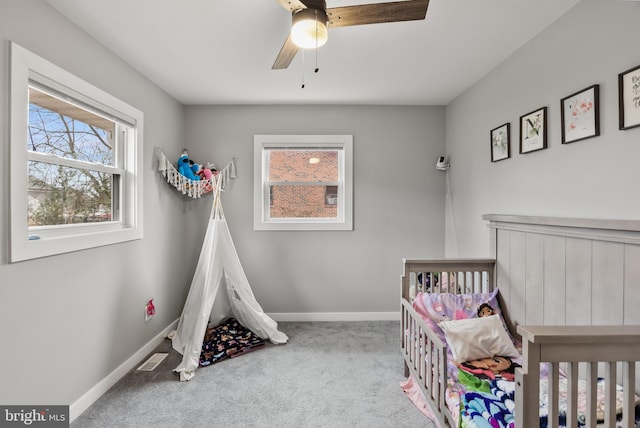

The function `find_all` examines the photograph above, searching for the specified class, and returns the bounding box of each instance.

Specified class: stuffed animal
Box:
[196,162,216,181]
[189,161,200,178]
[177,150,200,181]
[196,162,216,193]
[193,163,203,179]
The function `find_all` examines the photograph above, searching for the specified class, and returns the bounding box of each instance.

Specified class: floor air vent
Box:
[137,353,168,371]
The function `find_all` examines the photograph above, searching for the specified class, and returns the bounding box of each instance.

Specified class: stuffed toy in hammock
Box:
[199,318,265,366]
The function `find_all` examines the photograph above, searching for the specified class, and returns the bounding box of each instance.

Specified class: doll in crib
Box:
[477,303,495,318]
[458,356,520,381]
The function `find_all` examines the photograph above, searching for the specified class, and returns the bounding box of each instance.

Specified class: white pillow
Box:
[438,315,519,363]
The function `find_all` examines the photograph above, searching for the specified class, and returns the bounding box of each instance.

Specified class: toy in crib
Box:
[458,356,521,381]
[477,303,495,318]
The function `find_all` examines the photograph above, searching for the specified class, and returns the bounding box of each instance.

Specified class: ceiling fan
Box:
[272,0,430,70]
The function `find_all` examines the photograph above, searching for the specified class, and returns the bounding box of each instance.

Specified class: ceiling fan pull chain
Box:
[314,10,320,73]
[301,50,306,89]
[314,33,320,73]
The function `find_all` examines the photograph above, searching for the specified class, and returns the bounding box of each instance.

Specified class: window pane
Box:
[325,185,338,205]
[28,161,114,226]
[270,184,338,218]
[28,87,114,166]
[268,149,338,182]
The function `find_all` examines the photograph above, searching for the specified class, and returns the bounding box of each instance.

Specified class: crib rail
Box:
[401,258,496,301]
[516,325,640,428]
[402,298,454,427]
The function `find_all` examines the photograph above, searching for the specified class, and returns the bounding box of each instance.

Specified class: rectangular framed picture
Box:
[619,64,640,130]
[520,107,547,154]
[561,84,600,144]
[490,123,510,162]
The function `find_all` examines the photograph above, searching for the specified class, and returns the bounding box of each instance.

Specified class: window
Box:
[254,135,353,231]
[10,42,143,262]
[325,185,338,206]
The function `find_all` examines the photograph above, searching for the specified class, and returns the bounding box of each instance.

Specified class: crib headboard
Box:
[483,214,640,333]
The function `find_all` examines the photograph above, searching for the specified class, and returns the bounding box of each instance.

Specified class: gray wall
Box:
[444,0,640,257]
[0,1,191,406]
[184,105,446,315]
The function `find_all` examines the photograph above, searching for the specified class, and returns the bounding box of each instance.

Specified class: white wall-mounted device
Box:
[436,156,450,171]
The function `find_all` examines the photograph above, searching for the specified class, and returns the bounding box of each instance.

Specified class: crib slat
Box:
[439,348,447,412]
[432,348,439,403]
[402,307,408,377]
[622,361,635,428]
[416,324,422,375]
[433,272,436,292]
[605,362,617,428]
[411,319,418,372]
[585,362,598,428]
[425,332,431,392]
[547,363,559,428]
[566,362,579,428]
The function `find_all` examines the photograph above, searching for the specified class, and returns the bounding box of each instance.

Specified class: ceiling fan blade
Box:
[327,0,429,28]
[275,0,307,12]
[272,33,300,70]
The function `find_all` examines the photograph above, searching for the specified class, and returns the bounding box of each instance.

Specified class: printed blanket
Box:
[460,372,515,428]
[199,317,265,366]
[457,369,640,428]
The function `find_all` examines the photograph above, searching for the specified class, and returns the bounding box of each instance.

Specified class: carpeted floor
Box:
[71,321,436,428]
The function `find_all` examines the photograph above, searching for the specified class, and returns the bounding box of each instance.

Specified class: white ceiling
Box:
[46,0,580,106]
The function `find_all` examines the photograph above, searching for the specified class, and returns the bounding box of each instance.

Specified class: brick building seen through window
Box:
[268,149,338,218]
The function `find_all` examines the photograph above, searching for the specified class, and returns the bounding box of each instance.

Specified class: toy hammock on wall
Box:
[169,162,289,381]
[155,148,237,198]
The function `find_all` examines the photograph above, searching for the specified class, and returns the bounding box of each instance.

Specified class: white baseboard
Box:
[268,312,399,322]
[69,319,179,423]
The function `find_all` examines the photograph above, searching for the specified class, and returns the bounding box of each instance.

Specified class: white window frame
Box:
[9,42,143,262]
[254,135,353,231]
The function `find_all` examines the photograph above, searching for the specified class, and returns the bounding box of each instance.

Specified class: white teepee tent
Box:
[170,170,288,381]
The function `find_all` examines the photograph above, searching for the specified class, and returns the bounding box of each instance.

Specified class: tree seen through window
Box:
[28,87,116,226]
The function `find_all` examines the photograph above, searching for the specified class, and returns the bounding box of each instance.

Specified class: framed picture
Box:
[561,84,600,144]
[520,107,547,154]
[618,64,640,130]
[490,123,510,162]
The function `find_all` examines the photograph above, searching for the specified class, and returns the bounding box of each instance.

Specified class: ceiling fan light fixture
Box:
[291,8,328,49]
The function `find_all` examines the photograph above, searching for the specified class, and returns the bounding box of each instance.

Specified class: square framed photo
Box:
[490,123,510,162]
[561,84,600,144]
[520,107,547,154]
[618,64,640,130]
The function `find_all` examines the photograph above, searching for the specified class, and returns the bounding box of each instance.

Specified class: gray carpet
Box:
[71,321,436,428]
